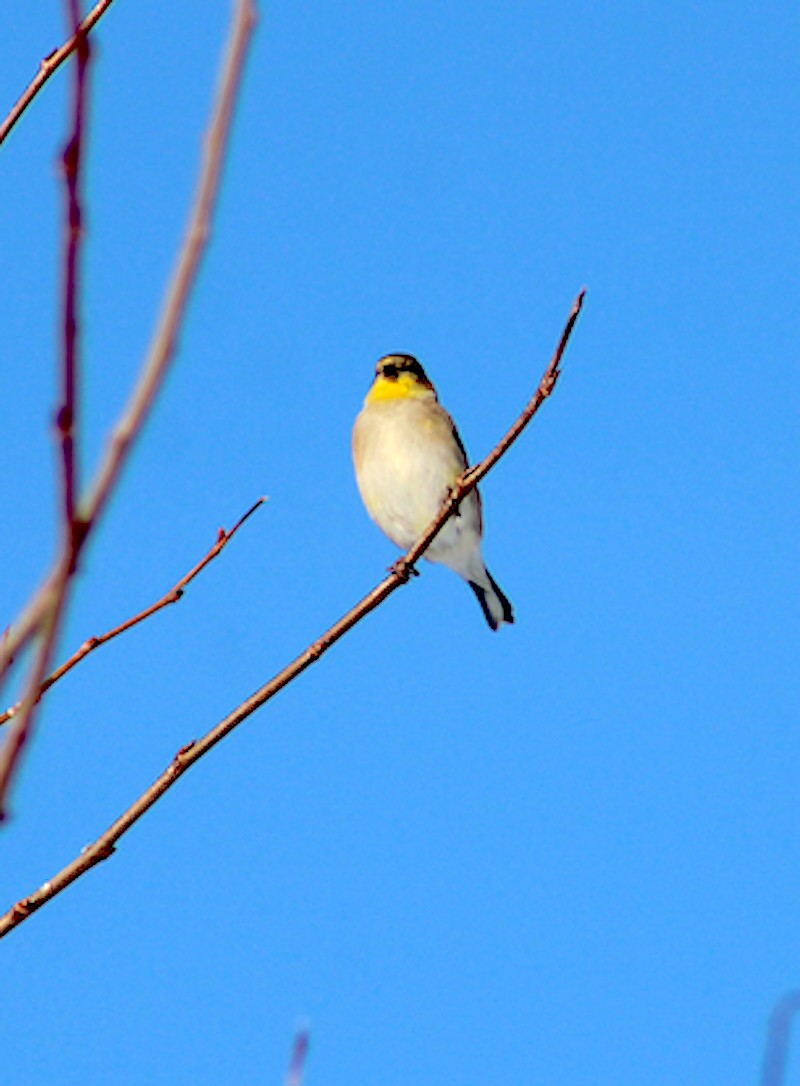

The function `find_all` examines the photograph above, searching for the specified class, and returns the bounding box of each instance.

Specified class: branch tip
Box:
[0,496,264,730]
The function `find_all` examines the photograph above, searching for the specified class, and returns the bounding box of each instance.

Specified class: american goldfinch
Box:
[352,354,514,630]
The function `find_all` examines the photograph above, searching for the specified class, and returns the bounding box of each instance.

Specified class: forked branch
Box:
[0,0,93,821]
[0,0,258,816]
[0,499,265,729]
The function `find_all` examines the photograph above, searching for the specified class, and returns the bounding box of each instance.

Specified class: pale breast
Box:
[353,399,480,556]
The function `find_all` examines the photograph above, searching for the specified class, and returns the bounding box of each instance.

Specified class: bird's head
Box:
[366,354,436,403]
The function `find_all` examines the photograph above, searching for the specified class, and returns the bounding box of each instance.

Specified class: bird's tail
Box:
[469,570,514,631]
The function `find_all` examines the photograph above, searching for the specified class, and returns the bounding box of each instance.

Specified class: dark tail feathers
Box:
[468,571,515,631]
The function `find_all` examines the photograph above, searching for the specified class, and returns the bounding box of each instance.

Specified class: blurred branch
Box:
[0,0,258,816]
[0,499,265,729]
[760,990,800,1086]
[0,1,93,821]
[0,0,116,147]
[59,0,92,528]
[285,1029,310,1086]
[77,0,257,535]
[0,289,585,939]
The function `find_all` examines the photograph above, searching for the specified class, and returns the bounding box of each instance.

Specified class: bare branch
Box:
[461,289,585,493]
[0,290,585,938]
[0,0,259,815]
[79,0,258,535]
[0,0,98,687]
[0,1,93,821]
[0,583,54,699]
[285,1029,310,1086]
[60,0,91,530]
[760,991,800,1086]
[0,555,72,823]
[0,0,116,148]
[0,499,265,729]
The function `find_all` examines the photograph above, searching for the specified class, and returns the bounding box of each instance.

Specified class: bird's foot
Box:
[389,559,419,582]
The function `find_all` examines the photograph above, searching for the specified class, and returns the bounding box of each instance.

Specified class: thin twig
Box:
[0,0,116,147]
[0,0,258,816]
[460,289,585,495]
[0,2,92,821]
[0,499,265,729]
[285,1029,310,1086]
[0,289,585,939]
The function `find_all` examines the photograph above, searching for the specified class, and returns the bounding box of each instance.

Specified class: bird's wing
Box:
[444,410,483,533]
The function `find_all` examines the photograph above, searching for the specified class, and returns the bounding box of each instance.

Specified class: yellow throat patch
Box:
[366,370,435,404]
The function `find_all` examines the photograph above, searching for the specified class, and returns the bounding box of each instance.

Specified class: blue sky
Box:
[1,2,798,1083]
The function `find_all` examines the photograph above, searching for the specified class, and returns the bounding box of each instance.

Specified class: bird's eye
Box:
[382,364,398,379]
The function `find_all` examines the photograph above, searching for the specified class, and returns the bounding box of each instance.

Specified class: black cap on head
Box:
[375,354,429,384]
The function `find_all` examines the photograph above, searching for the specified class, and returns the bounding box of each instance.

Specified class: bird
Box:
[352,353,514,631]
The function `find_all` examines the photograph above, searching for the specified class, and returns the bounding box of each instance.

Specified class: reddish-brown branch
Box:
[0,0,258,817]
[460,288,585,495]
[0,0,115,147]
[0,499,265,729]
[60,0,91,530]
[0,289,585,938]
[0,2,92,821]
